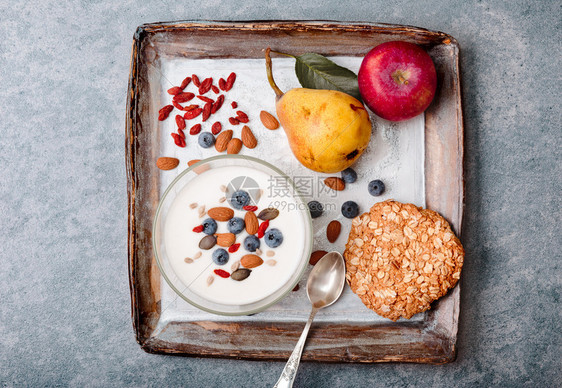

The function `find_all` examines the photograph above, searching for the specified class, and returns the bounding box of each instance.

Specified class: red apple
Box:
[358,41,437,121]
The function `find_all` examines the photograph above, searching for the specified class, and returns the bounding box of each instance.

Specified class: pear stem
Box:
[269,50,296,59]
[265,48,284,98]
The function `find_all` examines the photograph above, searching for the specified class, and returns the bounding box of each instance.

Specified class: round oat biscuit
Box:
[343,200,464,321]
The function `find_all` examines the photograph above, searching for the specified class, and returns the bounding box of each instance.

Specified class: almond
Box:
[245,212,259,234]
[188,159,209,174]
[215,130,233,152]
[241,125,258,149]
[309,250,328,266]
[241,254,264,269]
[260,110,279,130]
[207,207,234,221]
[227,138,243,154]
[324,177,346,191]
[156,157,179,170]
[216,233,236,247]
[326,220,341,243]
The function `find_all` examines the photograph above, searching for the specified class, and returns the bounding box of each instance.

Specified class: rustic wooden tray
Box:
[126,21,463,363]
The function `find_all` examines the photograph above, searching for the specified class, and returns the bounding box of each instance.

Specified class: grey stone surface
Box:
[0,0,560,387]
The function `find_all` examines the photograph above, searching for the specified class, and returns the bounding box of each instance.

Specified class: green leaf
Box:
[294,53,361,100]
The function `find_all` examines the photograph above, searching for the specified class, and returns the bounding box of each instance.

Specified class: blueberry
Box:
[368,180,385,196]
[243,235,260,252]
[201,218,217,235]
[307,201,323,218]
[264,228,283,248]
[341,201,360,219]
[229,190,250,210]
[227,217,245,234]
[341,167,357,183]
[198,132,215,148]
[212,248,229,265]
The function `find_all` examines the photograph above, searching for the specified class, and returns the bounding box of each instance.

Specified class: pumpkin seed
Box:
[199,235,217,250]
[231,268,251,281]
[257,208,280,221]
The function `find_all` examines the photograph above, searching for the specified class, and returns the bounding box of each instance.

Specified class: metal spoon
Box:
[274,251,346,388]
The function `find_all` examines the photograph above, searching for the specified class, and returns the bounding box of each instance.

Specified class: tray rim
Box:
[126,20,464,364]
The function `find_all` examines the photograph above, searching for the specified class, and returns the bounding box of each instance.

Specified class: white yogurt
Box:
[164,165,307,306]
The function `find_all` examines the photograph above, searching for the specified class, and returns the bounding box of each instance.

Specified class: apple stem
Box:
[392,70,410,85]
[265,48,284,98]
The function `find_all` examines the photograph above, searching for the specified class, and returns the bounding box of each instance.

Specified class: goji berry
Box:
[192,225,204,233]
[225,72,236,91]
[218,78,227,91]
[211,85,219,94]
[236,110,249,123]
[198,77,213,95]
[172,100,185,111]
[180,76,192,89]
[171,132,182,146]
[192,74,200,87]
[184,108,202,120]
[158,105,173,121]
[173,92,195,103]
[184,104,199,111]
[211,95,224,114]
[197,95,214,103]
[257,220,269,238]
[189,124,202,135]
[167,86,183,95]
[214,269,230,278]
[228,243,241,253]
[178,128,186,139]
[243,205,258,212]
[231,101,238,109]
[202,102,212,122]
[229,117,240,125]
[175,115,186,130]
[211,122,222,135]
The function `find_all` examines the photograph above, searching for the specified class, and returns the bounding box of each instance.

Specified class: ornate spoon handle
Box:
[273,307,318,388]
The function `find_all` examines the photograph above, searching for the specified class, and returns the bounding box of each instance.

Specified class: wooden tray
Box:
[126,21,463,363]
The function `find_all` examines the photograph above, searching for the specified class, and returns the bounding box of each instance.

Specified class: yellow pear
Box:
[265,48,372,173]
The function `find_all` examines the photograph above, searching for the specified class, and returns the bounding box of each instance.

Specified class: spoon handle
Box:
[273,307,318,388]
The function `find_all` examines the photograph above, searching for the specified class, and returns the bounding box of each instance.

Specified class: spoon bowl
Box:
[307,252,346,309]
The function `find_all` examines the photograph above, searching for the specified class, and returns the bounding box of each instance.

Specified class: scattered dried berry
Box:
[158,105,173,121]
[184,108,203,120]
[211,122,222,135]
[189,124,202,135]
[257,220,270,239]
[211,95,225,114]
[180,76,191,89]
[228,243,241,253]
[197,95,214,103]
[167,86,183,95]
[174,92,195,103]
[213,269,230,278]
[225,72,236,91]
[175,115,186,130]
[218,78,227,91]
